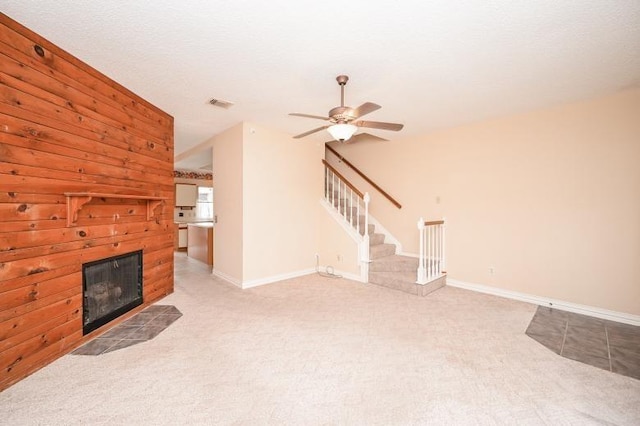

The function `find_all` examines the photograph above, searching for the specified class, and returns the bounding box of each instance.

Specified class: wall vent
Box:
[207,98,234,109]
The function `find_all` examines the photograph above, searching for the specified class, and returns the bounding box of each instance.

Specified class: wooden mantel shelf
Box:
[64,192,168,227]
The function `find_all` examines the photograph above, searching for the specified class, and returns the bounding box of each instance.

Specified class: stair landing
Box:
[368,270,446,296]
[367,234,445,297]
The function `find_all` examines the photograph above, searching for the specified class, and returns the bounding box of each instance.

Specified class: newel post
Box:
[417,217,426,284]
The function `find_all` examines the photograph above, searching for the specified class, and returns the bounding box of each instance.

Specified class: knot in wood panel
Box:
[33,44,45,57]
[27,267,50,275]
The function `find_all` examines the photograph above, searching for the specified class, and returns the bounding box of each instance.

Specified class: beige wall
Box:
[211,123,244,282]
[329,89,640,315]
[315,205,362,278]
[242,123,325,281]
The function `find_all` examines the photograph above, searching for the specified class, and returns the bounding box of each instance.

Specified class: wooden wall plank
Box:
[0,102,173,165]
[0,16,171,126]
[0,13,175,391]
[1,134,171,183]
[0,84,172,162]
[0,118,172,178]
[0,55,170,140]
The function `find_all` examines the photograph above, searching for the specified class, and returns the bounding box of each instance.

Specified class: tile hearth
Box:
[526,306,640,380]
[72,305,182,356]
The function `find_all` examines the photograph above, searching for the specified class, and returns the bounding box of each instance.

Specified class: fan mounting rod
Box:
[336,75,349,107]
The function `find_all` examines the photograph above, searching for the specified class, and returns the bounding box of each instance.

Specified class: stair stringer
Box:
[366,213,403,255]
[319,198,369,282]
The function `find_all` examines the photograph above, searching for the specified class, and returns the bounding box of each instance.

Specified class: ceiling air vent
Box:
[207,98,234,109]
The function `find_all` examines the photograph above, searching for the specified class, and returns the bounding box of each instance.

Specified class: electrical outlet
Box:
[489,267,495,275]
[337,254,343,262]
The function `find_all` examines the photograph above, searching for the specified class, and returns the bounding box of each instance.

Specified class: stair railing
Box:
[325,144,402,209]
[417,218,445,284]
[322,159,370,262]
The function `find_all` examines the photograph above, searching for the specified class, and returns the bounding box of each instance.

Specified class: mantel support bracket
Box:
[147,200,165,221]
[66,195,93,227]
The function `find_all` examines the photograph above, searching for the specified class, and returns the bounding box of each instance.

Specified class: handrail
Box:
[322,159,363,198]
[424,220,444,226]
[325,144,402,209]
[322,160,371,263]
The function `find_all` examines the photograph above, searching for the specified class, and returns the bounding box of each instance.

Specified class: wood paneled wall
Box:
[0,14,174,390]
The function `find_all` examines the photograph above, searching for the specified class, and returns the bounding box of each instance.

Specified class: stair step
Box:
[369,255,418,272]
[369,243,396,259]
[369,233,385,246]
[356,215,375,235]
[368,271,446,296]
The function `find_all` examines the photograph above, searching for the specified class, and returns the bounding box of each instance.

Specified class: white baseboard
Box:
[211,269,242,288]
[447,278,640,326]
[212,265,366,289]
[331,269,366,283]
[241,268,317,289]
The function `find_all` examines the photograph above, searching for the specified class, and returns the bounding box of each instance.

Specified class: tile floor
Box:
[72,305,182,356]
[526,306,640,380]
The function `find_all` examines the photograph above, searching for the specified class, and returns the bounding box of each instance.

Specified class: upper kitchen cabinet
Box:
[175,183,197,207]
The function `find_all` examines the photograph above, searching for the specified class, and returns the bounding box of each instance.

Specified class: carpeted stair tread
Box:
[369,233,385,246]
[369,243,396,259]
[369,255,419,272]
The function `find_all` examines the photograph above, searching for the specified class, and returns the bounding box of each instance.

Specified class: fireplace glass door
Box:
[82,250,143,335]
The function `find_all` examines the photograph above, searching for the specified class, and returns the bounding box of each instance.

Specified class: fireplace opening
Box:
[82,250,143,335]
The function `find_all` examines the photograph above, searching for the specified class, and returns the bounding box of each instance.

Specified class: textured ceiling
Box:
[3,1,640,170]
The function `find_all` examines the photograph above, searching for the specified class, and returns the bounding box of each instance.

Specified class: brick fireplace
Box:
[0,13,174,390]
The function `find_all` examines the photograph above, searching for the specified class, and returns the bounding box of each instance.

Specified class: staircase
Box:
[364,223,446,296]
[323,159,445,296]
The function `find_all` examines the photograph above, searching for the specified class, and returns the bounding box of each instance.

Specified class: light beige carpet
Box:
[1,253,639,425]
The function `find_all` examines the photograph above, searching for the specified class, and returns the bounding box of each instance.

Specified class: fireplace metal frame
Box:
[82,250,143,335]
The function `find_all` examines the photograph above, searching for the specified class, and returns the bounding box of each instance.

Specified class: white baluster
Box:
[417,218,426,284]
[432,226,436,277]
[436,225,441,275]
[331,172,335,207]
[356,197,361,234]
[362,192,370,262]
[325,166,329,200]
[349,189,354,227]
[435,225,440,276]
[442,221,446,273]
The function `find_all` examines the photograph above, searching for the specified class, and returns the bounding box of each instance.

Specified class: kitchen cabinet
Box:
[187,223,214,265]
[173,223,188,250]
[175,183,197,207]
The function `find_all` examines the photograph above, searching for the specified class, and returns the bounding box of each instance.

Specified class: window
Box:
[196,186,213,219]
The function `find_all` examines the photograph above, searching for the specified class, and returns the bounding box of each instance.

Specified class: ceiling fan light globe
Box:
[328,123,357,142]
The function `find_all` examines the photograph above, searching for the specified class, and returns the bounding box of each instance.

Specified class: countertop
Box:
[174,219,214,225]
[187,222,214,228]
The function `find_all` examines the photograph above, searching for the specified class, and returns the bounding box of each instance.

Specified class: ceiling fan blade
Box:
[354,120,404,131]
[350,102,381,119]
[289,113,331,121]
[293,125,329,139]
